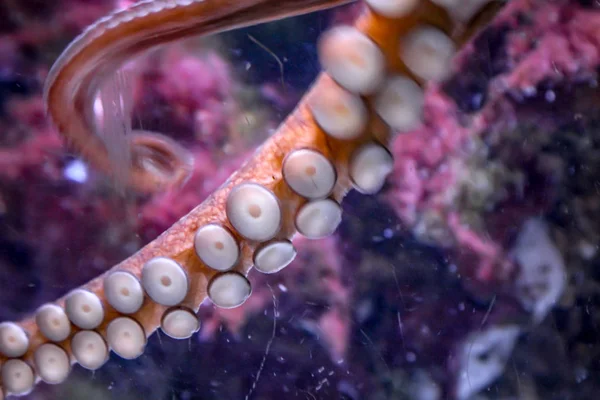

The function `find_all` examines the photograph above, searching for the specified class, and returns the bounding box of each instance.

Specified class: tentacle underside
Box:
[1,0,501,397]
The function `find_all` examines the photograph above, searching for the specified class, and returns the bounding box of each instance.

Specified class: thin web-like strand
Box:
[98,68,134,192]
[245,284,278,400]
[465,294,497,392]
[248,34,286,91]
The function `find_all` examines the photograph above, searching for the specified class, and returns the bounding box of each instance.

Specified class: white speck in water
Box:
[578,240,597,260]
[522,86,537,97]
[383,228,394,238]
[181,391,192,400]
[64,160,88,183]
[406,352,417,362]
[315,378,329,390]
[278,284,288,292]
[575,367,588,383]
[545,90,556,102]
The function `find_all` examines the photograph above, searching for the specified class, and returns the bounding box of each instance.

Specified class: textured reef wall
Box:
[1,0,600,399]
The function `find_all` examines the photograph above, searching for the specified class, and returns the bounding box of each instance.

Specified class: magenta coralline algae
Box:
[386,0,600,291]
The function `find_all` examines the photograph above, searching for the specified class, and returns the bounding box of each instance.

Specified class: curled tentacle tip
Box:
[129,130,195,193]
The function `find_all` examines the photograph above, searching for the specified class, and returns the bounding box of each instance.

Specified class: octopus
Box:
[0,0,503,397]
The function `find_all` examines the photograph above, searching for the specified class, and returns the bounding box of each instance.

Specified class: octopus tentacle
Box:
[2,0,501,397]
[44,0,355,193]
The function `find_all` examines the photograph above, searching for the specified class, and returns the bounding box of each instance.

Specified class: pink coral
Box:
[130,45,236,146]
[385,0,600,289]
